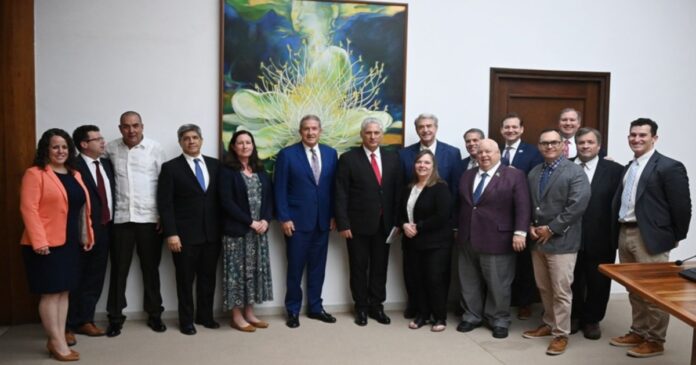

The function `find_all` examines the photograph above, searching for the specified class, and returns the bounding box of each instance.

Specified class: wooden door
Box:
[489,68,610,150]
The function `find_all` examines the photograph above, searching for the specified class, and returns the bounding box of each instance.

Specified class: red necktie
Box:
[94,160,110,224]
[370,153,382,185]
[563,139,570,158]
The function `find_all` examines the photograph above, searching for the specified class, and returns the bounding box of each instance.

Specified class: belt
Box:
[620,221,638,228]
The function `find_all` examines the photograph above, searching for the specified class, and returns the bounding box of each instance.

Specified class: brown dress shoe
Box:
[76,322,106,337]
[47,341,80,361]
[546,336,568,355]
[522,324,552,339]
[64,331,76,346]
[627,341,664,358]
[517,306,532,320]
[610,332,644,347]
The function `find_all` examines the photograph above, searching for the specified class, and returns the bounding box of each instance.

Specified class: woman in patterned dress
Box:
[219,130,274,332]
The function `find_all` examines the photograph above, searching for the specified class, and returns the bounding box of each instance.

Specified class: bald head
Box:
[476,139,501,171]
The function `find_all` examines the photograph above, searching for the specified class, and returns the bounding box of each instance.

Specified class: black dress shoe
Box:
[147,317,167,333]
[307,310,337,323]
[582,323,602,340]
[456,321,481,333]
[106,323,122,337]
[195,320,221,329]
[180,324,197,335]
[570,318,580,334]
[492,326,509,339]
[403,307,417,319]
[286,313,300,328]
[368,309,391,325]
[354,311,368,326]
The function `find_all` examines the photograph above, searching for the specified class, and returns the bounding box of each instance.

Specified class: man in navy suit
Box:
[398,113,460,318]
[274,115,338,328]
[157,124,221,335]
[460,128,485,172]
[610,118,691,358]
[569,128,623,340]
[457,139,531,339]
[67,125,115,340]
[499,113,543,320]
[336,118,402,326]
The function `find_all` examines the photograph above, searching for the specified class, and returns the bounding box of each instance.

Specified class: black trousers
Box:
[346,225,390,312]
[404,246,451,321]
[67,222,111,329]
[107,223,163,324]
[172,241,221,326]
[511,242,540,307]
[571,249,616,324]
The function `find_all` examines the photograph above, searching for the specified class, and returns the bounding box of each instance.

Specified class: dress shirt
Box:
[363,146,382,174]
[562,136,577,159]
[406,186,423,223]
[106,136,166,224]
[472,161,501,195]
[575,155,598,183]
[467,157,478,170]
[183,153,209,190]
[504,139,521,164]
[303,143,322,172]
[419,139,438,155]
[80,153,114,217]
[620,148,656,223]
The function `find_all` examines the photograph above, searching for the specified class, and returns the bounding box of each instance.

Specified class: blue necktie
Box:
[473,172,488,205]
[502,147,511,166]
[619,160,639,220]
[194,158,206,191]
[539,165,552,195]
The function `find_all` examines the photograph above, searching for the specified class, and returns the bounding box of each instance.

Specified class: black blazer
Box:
[157,155,220,245]
[612,151,691,254]
[335,147,402,235]
[219,165,273,237]
[75,155,115,227]
[579,158,623,259]
[399,182,452,250]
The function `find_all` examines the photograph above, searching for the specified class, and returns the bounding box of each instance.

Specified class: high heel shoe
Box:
[46,341,80,361]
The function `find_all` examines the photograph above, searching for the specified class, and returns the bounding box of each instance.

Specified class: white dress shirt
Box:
[80,153,114,217]
[304,143,322,172]
[106,136,166,224]
[363,146,382,174]
[406,186,423,223]
[575,155,599,183]
[620,148,656,222]
[183,153,209,190]
[504,139,521,164]
[420,139,438,155]
[472,161,501,195]
[563,136,577,159]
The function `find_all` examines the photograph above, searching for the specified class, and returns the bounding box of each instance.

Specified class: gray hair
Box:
[575,127,602,146]
[463,128,485,139]
[414,113,438,127]
[177,123,202,141]
[299,114,322,130]
[361,117,383,132]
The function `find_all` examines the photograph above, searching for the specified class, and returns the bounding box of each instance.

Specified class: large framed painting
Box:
[221,0,408,170]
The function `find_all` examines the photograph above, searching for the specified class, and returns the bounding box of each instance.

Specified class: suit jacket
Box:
[501,141,544,175]
[528,158,591,254]
[219,166,273,237]
[157,155,220,245]
[75,155,115,228]
[274,143,337,232]
[579,158,623,259]
[335,147,402,235]
[399,182,452,250]
[399,140,461,193]
[20,166,94,249]
[612,151,691,254]
[458,165,531,254]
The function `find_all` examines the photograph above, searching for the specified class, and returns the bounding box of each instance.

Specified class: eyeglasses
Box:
[85,137,105,143]
[539,141,561,148]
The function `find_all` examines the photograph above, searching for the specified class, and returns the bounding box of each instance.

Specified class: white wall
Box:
[35,0,696,317]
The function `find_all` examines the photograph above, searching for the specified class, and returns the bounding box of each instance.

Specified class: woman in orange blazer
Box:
[20,128,94,362]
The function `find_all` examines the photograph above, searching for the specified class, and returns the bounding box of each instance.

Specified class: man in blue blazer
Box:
[610,118,691,358]
[274,115,338,328]
[499,113,544,320]
[68,125,115,340]
[398,113,461,318]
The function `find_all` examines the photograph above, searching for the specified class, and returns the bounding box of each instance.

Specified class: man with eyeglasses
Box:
[522,129,590,356]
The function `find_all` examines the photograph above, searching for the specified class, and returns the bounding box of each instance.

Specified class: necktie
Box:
[563,139,570,158]
[580,162,588,170]
[502,146,512,166]
[94,160,110,224]
[539,165,552,195]
[310,148,320,184]
[619,160,639,220]
[472,172,488,204]
[370,153,382,185]
[194,158,206,191]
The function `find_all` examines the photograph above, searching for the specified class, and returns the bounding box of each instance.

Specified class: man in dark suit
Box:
[460,128,485,172]
[610,118,691,358]
[336,118,402,326]
[499,113,544,320]
[523,129,590,356]
[274,115,338,328]
[398,113,460,318]
[569,128,623,340]
[157,124,221,335]
[457,139,531,339]
[558,108,581,159]
[67,125,115,341]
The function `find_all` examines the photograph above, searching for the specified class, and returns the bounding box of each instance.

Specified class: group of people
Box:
[19,108,690,361]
